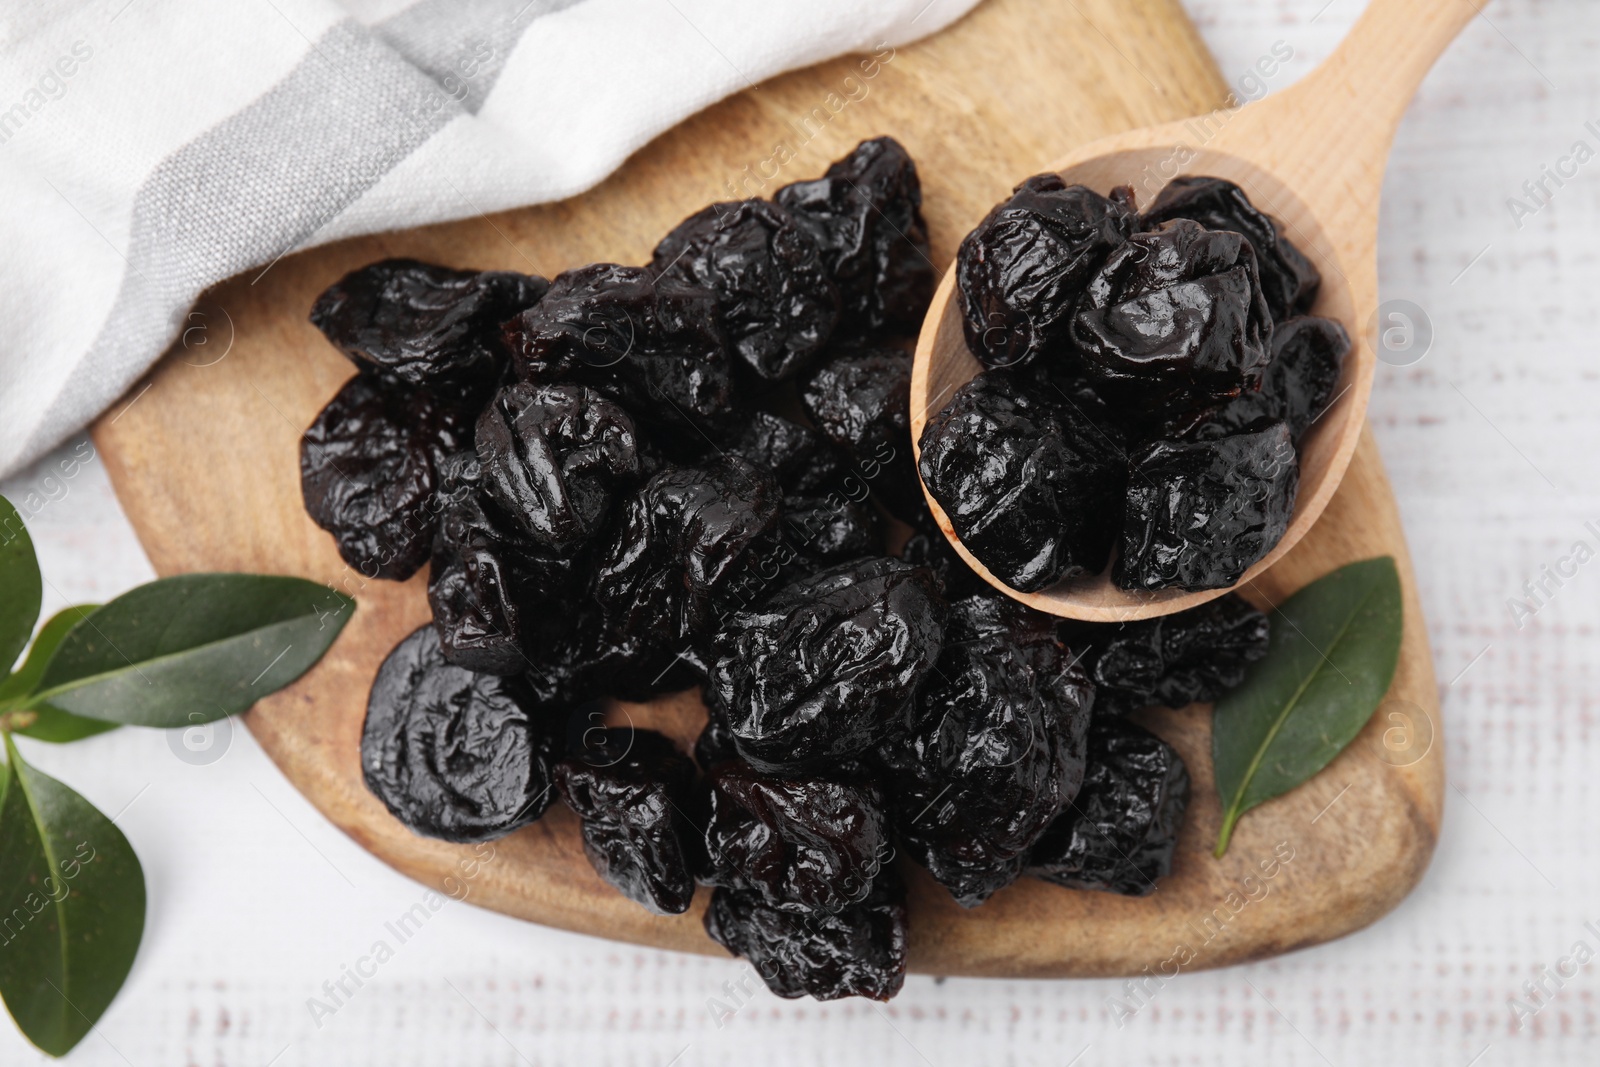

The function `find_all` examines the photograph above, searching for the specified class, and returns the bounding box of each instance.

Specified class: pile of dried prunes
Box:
[301,138,1272,1002]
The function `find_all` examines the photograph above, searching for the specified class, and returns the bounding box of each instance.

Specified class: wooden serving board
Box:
[93,0,1444,977]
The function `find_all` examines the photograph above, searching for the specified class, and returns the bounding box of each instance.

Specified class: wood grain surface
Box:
[90,0,1443,977]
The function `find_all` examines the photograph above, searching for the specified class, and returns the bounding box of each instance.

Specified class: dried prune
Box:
[898,529,986,601]
[554,729,703,915]
[1117,421,1299,590]
[593,456,782,685]
[776,137,934,335]
[475,382,641,552]
[311,259,546,387]
[727,412,844,496]
[776,495,882,583]
[957,176,1136,370]
[362,624,558,842]
[918,370,1124,591]
[801,347,923,524]
[1142,175,1319,321]
[301,372,470,581]
[696,689,742,771]
[711,557,946,772]
[1072,219,1274,411]
[428,453,584,675]
[704,871,908,1001]
[652,200,840,382]
[502,263,739,449]
[879,593,1092,906]
[1060,593,1269,716]
[1028,717,1189,896]
[704,763,889,913]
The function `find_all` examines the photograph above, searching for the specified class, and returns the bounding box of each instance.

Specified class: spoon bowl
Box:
[909,0,1475,621]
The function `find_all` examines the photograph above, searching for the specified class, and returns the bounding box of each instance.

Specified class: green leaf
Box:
[0,734,145,1056]
[0,606,119,743]
[32,574,355,728]
[0,496,43,676]
[1212,556,1403,857]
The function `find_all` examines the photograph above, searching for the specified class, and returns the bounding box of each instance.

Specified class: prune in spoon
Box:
[1141,174,1320,321]
[704,870,908,1001]
[1027,716,1189,896]
[878,593,1093,906]
[956,175,1136,370]
[703,763,889,914]
[917,370,1124,592]
[503,263,739,450]
[310,259,547,388]
[475,382,641,553]
[554,729,704,915]
[1116,420,1298,591]
[710,557,946,773]
[776,136,934,335]
[362,624,559,842]
[1071,219,1274,412]
[652,199,840,382]
[301,372,470,581]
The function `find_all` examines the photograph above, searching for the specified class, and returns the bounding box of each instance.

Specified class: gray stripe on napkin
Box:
[21,2,580,466]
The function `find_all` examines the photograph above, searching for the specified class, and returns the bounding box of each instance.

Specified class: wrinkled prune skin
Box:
[918,370,1124,592]
[1072,219,1274,411]
[1163,315,1350,446]
[311,259,547,387]
[593,456,782,684]
[1142,175,1320,321]
[704,763,889,914]
[801,348,923,524]
[899,530,986,601]
[777,496,882,583]
[475,382,640,552]
[726,412,844,495]
[776,137,934,335]
[879,593,1093,906]
[1117,421,1299,590]
[428,453,584,675]
[711,558,946,772]
[554,729,703,915]
[1028,717,1189,896]
[1060,593,1269,716]
[362,624,558,841]
[301,373,470,581]
[704,871,908,1001]
[502,263,739,449]
[957,176,1136,370]
[652,200,840,382]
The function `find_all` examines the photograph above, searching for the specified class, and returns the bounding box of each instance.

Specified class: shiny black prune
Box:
[1142,175,1319,321]
[957,176,1136,370]
[1027,717,1189,896]
[310,259,546,387]
[777,496,882,583]
[301,372,470,581]
[362,624,559,842]
[726,412,844,495]
[776,136,934,335]
[1060,593,1269,716]
[704,763,889,913]
[554,729,703,915]
[704,871,908,1001]
[879,593,1093,906]
[593,456,783,685]
[918,370,1123,592]
[427,453,584,675]
[475,382,641,552]
[710,557,946,772]
[502,263,739,449]
[652,200,840,382]
[801,347,923,524]
[898,529,986,601]
[1072,219,1274,412]
[1117,421,1298,590]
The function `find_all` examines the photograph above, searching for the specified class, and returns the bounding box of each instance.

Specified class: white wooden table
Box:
[2,1,1594,1062]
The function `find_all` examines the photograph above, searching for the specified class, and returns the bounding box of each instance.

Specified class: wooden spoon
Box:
[910,0,1476,621]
